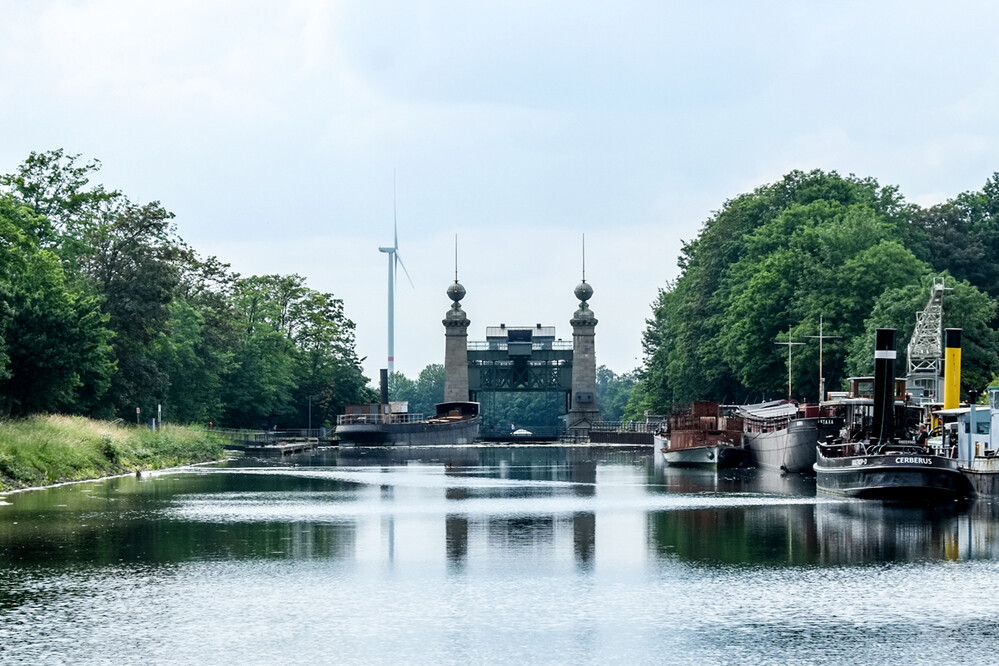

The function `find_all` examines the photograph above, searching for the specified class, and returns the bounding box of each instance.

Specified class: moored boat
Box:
[815,444,969,500]
[740,401,843,473]
[935,328,999,497]
[336,401,481,446]
[655,402,746,467]
[814,328,970,500]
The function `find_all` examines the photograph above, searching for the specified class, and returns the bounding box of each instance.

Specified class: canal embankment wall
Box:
[0,415,224,491]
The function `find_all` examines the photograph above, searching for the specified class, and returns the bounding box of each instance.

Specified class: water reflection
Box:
[3,447,999,570]
[7,446,999,663]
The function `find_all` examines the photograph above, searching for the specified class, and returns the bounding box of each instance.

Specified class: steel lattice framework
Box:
[467,325,574,438]
[907,278,947,374]
[906,278,951,403]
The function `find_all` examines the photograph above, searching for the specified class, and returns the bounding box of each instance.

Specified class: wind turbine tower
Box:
[378,183,412,378]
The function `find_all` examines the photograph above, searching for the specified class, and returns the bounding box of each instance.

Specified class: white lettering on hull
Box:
[895,457,932,465]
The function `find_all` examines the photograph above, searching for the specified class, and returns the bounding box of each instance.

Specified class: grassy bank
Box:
[0,415,226,491]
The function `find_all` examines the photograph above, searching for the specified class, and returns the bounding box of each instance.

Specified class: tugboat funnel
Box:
[944,328,962,410]
[873,328,897,446]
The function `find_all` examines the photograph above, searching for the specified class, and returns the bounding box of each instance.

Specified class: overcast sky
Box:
[2,1,998,382]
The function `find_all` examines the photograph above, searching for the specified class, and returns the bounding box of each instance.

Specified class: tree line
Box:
[625,170,999,417]
[0,150,373,426]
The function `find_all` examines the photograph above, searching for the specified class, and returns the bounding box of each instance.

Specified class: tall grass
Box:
[0,415,225,490]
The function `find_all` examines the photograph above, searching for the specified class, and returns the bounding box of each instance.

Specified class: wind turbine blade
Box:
[397,253,414,288]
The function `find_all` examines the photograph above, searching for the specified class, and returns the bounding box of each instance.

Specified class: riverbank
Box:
[0,414,225,491]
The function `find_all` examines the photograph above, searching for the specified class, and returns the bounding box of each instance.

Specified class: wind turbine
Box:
[378,179,413,378]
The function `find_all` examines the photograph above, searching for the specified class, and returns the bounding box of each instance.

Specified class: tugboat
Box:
[655,401,746,468]
[814,328,970,500]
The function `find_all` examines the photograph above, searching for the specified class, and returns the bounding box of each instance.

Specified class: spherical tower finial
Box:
[447,281,466,303]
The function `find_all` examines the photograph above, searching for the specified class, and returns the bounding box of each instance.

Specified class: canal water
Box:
[3,446,999,664]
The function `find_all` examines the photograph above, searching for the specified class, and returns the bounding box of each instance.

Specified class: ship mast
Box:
[807,315,840,404]
[775,325,805,402]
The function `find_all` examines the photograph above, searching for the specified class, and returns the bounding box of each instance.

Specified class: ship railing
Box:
[590,420,662,433]
[742,414,793,433]
[466,341,574,351]
[669,414,744,431]
[337,413,427,426]
[212,428,325,447]
[819,439,952,459]
[818,441,865,458]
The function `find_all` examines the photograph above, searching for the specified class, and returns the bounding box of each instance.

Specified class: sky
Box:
[2,1,999,383]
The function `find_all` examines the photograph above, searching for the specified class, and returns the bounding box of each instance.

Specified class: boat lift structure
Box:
[441,273,600,441]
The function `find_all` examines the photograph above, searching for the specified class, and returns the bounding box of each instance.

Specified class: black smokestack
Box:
[872,328,896,445]
[380,369,389,405]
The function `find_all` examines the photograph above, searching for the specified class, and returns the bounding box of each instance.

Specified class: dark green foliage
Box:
[907,173,999,301]
[845,276,999,398]
[0,151,373,427]
[636,170,999,411]
[389,364,445,417]
[87,200,186,417]
[596,365,637,421]
[221,274,373,428]
[0,193,114,416]
[480,391,566,434]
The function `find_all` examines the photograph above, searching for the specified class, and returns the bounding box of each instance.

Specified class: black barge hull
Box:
[815,452,971,500]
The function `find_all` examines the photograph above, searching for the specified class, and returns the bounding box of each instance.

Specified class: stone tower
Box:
[443,279,470,402]
[567,279,599,438]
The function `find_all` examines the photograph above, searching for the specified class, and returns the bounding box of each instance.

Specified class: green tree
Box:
[388,365,446,416]
[222,275,302,426]
[596,365,637,421]
[221,274,372,428]
[153,254,239,424]
[908,173,999,300]
[84,199,186,417]
[1,151,375,428]
[151,298,224,424]
[0,194,114,415]
[388,371,416,404]
[845,276,999,398]
[289,289,373,428]
[635,170,927,410]
[0,149,118,264]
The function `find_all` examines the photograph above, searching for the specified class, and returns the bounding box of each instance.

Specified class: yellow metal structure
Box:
[944,329,962,410]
